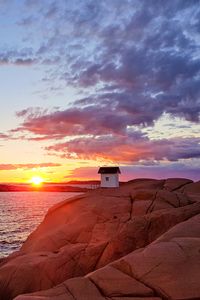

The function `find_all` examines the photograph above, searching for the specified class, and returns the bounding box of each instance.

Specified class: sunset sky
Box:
[0,0,200,183]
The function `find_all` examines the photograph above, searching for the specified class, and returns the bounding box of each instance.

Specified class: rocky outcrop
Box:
[0,178,199,300]
[14,213,200,300]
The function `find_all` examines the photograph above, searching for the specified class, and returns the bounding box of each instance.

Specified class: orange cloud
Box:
[0,163,61,171]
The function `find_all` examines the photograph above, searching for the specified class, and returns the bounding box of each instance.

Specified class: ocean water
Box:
[0,192,82,258]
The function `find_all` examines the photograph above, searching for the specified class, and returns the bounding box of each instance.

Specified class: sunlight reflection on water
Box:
[0,192,82,258]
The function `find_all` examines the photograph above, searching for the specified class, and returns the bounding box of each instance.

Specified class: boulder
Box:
[180,180,200,194]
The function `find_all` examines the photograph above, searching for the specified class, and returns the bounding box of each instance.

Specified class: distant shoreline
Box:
[0,190,86,193]
[0,182,100,193]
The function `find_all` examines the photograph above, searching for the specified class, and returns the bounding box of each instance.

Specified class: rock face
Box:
[15,214,200,300]
[0,178,199,300]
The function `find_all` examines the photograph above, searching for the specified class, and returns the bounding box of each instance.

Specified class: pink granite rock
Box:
[15,214,200,300]
[163,178,193,191]
[0,178,199,300]
[180,180,200,194]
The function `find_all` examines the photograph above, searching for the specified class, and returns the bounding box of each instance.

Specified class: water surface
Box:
[0,192,82,258]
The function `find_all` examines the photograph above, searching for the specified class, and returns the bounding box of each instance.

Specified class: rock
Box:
[87,265,154,297]
[15,213,200,300]
[14,277,107,300]
[163,178,193,191]
[180,180,200,194]
[0,178,199,300]
[113,216,200,300]
[94,202,200,268]
[126,179,165,190]
[130,189,192,216]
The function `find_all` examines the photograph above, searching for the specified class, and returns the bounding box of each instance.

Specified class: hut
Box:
[98,167,121,188]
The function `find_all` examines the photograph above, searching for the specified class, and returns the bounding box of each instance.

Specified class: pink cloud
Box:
[0,133,9,139]
[46,136,200,163]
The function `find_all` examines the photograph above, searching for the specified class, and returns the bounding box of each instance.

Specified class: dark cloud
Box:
[14,105,137,136]
[14,58,37,65]
[0,49,37,66]
[2,0,200,125]
[66,1,200,123]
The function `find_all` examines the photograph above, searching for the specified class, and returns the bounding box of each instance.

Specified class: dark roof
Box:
[98,167,121,174]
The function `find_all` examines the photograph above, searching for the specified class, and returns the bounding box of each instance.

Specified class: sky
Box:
[0,0,200,183]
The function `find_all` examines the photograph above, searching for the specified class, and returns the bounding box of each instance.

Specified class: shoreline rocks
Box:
[0,178,199,300]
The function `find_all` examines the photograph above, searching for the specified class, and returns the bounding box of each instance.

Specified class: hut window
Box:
[106,177,109,181]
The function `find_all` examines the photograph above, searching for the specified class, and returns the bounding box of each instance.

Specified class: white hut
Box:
[98,167,121,188]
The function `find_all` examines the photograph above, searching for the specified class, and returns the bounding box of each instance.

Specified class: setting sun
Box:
[30,176,44,186]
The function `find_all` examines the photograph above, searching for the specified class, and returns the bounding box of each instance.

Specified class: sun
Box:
[30,176,44,186]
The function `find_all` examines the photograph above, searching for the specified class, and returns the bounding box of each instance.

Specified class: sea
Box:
[0,192,82,258]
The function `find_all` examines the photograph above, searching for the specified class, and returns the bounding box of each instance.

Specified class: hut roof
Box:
[98,167,121,174]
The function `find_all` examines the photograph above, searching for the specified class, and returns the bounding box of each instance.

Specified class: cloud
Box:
[45,135,200,163]
[4,0,200,175]
[13,106,137,136]
[12,103,200,166]
[0,163,61,171]
[1,1,200,125]
[0,133,9,139]
[11,0,200,139]
[69,1,200,123]
[13,103,200,165]
[0,49,37,66]
[3,1,200,117]
[14,58,37,66]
